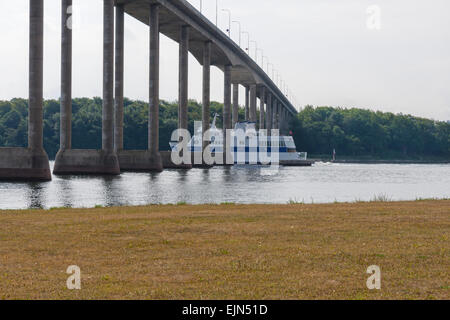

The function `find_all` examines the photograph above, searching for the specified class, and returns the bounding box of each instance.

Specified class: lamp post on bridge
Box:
[262,56,268,73]
[222,9,231,37]
[268,63,273,80]
[250,40,257,62]
[256,48,263,66]
[242,31,250,54]
[215,0,218,26]
[232,20,241,46]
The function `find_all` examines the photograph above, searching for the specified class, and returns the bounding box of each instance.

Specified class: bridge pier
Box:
[259,87,265,130]
[245,86,249,121]
[270,100,274,130]
[114,4,124,152]
[285,109,288,133]
[147,4,163,171]
[282,106,286,134]
[59,0,72,152]
[284,109,289,134]
[0,0,51,181]
[278,103,283,131]
[161,24,193,169]
[266,92,272,133]
[202,41,211,156]
[287,109,290,133]
[279,107,284,134]
[273,101,279,130]
[277,103,281,130]
[249,84,257,122]
[223,65,232,164]
[279,105,284,134]
[54,0,120,175]
[178,25,189,135]
[232,83,239,127]
[54,0,73,173]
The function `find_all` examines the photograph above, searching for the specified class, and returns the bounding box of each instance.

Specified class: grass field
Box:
[0,200,449,300]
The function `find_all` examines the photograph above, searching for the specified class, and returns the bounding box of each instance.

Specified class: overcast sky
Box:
[0,0,449,120]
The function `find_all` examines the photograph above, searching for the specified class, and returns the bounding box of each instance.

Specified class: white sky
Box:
[0,0,449,121]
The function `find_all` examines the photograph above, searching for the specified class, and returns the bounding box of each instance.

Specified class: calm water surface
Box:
[0,162,449,209]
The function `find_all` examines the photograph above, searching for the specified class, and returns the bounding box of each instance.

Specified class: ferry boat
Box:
[170,115,308,165]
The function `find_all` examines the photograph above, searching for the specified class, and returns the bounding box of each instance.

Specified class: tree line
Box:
[292,106,449,159]
[0,98,449,160]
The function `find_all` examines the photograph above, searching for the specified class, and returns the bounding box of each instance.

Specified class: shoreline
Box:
[310,158,450,164]
[42,158,450,165]
[2,197,450,212]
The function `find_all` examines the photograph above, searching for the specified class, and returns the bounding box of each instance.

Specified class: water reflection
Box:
[101,176,120,207]
[55,176,74,208]
[0,162,449,210]
[177,170,189,183]
[26,182,46,209]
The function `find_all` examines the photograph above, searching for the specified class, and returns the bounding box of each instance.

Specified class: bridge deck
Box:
[116,0,297,115]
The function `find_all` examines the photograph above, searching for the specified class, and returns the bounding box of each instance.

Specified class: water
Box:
[0,162,449,210]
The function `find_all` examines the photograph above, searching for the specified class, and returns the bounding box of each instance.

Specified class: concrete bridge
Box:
[0,0,297,181]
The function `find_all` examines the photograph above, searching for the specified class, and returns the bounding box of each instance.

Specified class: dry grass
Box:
[0,201,449,300]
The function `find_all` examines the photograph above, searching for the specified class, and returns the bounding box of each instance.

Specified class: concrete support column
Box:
[202,41,211,153]
[178,25,189,131]
[285,110,290,133]
[273,101,279,130]
[284,108,287,131]
[114,4,124,151]
[60,0,72,151]
[223,65,232,164]
[249,84,257,122]
[278,105,282,130]
[232,83,239,127]
[245,86,249,121]
[53,0,72,175]
[266,92,272,132]
[148,4,162,170]
[259,87,265,130]
[102,0,115,153]
[3,0,54,181]
[285,110,288,133]
[271,99,276,129]
[280,106,285,134]
[29,0,45,152]
[281,106,286,134]
[279,107,283,133]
